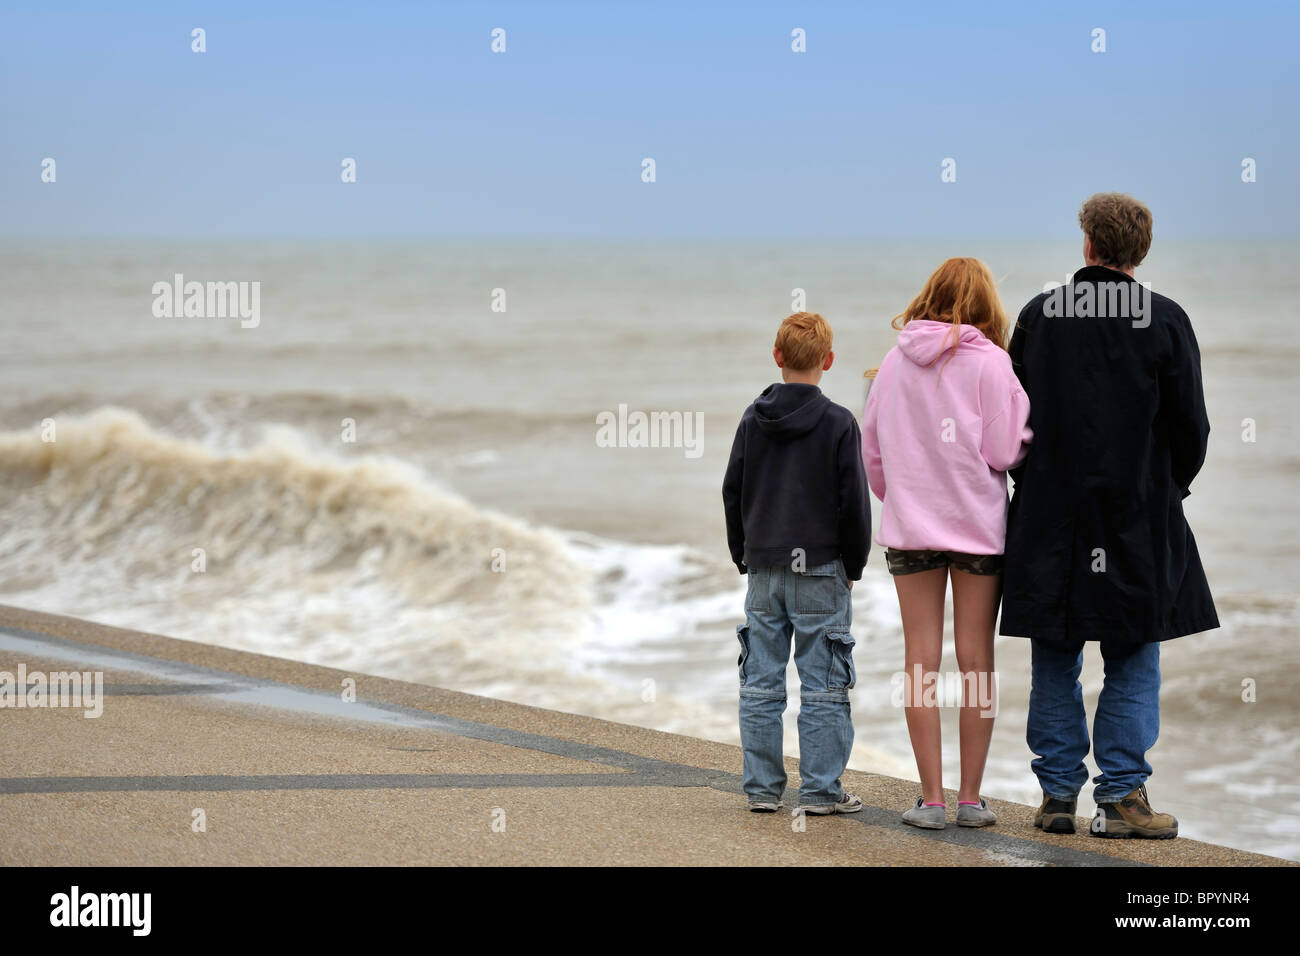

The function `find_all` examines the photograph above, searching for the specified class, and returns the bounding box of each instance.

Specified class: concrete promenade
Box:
[0,605,1287,867]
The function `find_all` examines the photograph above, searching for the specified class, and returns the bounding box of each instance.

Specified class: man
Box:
[1001,193,1219,839]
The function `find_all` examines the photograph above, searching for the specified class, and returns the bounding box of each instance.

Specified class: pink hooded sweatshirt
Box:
[861,319,1032,555]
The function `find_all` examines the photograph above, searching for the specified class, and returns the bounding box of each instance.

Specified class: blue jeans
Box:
[1027,639,1161,803]
[737,559,856,807]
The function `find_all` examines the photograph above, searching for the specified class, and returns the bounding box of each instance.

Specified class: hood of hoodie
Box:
[898,319,995,367]
[752,383,830,441]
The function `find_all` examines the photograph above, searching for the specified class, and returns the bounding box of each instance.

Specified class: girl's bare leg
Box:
[894,567,948,805]
[951,569,1000,804]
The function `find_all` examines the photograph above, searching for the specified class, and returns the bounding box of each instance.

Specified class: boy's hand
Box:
[848,580,854,591]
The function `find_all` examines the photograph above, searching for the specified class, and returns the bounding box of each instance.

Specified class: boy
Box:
[722,311,871,814]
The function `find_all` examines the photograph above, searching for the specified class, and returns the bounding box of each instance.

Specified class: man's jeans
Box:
[737,559,856,807]
[1027,638,1161,803]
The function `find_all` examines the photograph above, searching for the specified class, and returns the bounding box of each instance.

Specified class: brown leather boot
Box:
[1089,785,1178,839]
[1034,794,1078,834]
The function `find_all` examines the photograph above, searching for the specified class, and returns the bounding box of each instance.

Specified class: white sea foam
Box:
[0,408,592,692]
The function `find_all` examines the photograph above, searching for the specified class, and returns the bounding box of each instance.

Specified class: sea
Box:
[1,238,1296,859]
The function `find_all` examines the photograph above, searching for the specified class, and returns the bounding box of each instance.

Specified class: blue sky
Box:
[3,1,1296,238]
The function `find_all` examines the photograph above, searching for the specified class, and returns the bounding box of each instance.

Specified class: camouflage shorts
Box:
[885,548,1003,576]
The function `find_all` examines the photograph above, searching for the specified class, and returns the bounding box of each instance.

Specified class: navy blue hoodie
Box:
[722,383,871,579]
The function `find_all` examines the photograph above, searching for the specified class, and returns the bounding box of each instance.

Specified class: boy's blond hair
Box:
[775,312,832,371]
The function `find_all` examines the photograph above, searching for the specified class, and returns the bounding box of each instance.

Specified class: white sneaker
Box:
[801,793,864,815]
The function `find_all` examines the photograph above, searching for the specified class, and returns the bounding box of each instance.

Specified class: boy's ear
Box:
[773,347,784,369]
[823,350,835,372]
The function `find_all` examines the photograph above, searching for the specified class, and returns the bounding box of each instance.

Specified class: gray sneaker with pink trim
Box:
[956,798,997,827]
[902,797,947,829]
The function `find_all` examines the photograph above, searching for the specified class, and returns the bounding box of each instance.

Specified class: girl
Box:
[861,258,1031,829]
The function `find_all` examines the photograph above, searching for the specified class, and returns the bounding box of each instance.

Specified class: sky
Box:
[3,1,1297,239]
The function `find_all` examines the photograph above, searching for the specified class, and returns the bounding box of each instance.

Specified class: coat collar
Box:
[1073,264,1136,283]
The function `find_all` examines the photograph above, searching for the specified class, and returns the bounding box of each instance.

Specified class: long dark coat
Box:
[1000,265,1219,646]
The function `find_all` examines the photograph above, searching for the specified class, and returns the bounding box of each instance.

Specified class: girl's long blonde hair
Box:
[865,257,1009,378]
